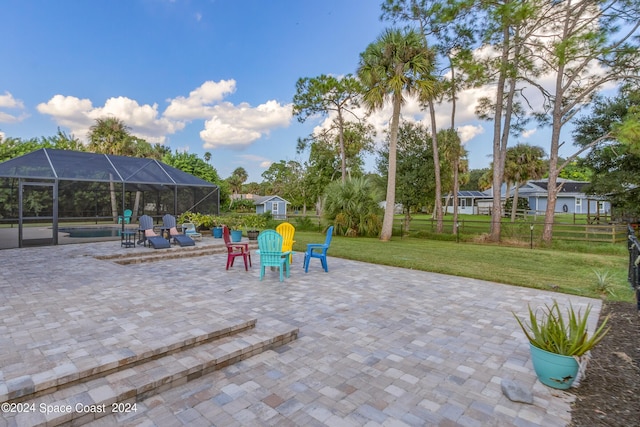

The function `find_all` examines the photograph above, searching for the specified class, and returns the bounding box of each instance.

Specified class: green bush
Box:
[229,199,255,213]
[293,216,317,231]
[242,214,267,230]
[323,177,382,237]
[504,197,530,213]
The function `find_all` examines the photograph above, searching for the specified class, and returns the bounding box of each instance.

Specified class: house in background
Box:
[517,179,610,215]
[443,191,494,215]
[254,195,289,219]
[444,179,610,216]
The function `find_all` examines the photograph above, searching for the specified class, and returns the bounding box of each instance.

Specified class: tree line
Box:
[289,0,640,243]
[2,1,639,242]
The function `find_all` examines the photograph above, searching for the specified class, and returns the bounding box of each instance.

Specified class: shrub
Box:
[293,215,317,232]
[323,177,383,237]
[513,300,610,356]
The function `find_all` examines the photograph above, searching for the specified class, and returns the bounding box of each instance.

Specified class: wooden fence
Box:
[284,214,628,244]
[398,217,627,244]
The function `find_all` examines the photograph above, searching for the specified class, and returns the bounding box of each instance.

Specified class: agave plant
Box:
[513,300,610,357]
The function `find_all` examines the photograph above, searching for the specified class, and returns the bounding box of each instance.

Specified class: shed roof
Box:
[253,195,290,205]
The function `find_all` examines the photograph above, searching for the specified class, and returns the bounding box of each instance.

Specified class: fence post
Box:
[530,223,534,249]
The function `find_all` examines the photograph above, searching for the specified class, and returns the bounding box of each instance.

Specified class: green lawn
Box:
[291,230,633,302]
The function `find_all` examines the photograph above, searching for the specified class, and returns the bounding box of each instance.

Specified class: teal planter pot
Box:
[212,227,223,238]
[230,229,243,242]
[529,343,580,390]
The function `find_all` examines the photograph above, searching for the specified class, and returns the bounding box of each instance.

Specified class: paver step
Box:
[2,319,298,427]
[2,318,258,405]
[96,241,258,265]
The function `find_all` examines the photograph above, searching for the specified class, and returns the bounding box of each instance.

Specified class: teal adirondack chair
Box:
[118,209,132,224]
[257,230,291,282]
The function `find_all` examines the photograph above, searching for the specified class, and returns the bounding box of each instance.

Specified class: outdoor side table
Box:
[121,230,136,248]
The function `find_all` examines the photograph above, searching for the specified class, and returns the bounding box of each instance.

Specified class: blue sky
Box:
[0,0,575,183]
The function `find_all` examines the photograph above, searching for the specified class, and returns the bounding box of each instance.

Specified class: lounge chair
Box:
[182,222,202,241]
[138,215,171,249]
[162,214,195,247]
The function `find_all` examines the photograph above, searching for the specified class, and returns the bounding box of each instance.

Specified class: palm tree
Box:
[357,28,436,241]
[439,129,468,232]
[226,167,249,208]
[88,117,134,221]
[88,117,133,155]
[504,144,546,222]
[323,177,382,237]
[231,167,248,185]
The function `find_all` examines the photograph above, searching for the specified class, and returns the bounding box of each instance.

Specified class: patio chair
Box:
[223,225,251,270]
[118,209,132,224]
[303,226,334,273]
[138,215,171,249]
[162,214,195,247]
[275,222,295,263]
[182,222,202,241]
[258,229,291,282]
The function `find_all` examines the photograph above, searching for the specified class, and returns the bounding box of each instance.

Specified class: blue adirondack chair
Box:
[303,226,334,273]
[138,215,171,249]
[258,230,291,282]
[162,214,195,247]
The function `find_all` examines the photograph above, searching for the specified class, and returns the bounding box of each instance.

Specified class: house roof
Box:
[253,195,290,205]
[0,148,217,190]
[519,179,589,195]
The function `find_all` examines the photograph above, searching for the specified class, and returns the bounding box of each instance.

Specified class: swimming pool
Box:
[59,227,124,238]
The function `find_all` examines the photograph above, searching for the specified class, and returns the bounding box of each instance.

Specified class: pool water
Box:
[59,227,124,238]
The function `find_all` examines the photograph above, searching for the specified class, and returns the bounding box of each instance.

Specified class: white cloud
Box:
[0,91,24,109]
[522,128,537,138]
[200,100,292,149]
[37,95,181,143]
[0,92,28,123]
[310,92,482,152]
[89,96,182,143]
[34,80,294,150]
[236,153,273,170]
[36,95,94,131]
[164,80,236,120]
[457,124,485,144]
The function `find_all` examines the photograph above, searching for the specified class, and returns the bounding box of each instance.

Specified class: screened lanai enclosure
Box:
[0,149,219,249]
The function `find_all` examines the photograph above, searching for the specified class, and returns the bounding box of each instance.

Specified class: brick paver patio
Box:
[0,238,600,426]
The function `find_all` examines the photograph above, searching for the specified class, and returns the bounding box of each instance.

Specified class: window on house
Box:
[272,202,279,215]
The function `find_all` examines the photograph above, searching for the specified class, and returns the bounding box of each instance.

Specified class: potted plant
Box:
[201,215,223,238]
[223,216,244,242]
[243,214,267,240]
[513,300,610,389]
